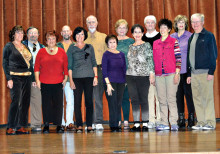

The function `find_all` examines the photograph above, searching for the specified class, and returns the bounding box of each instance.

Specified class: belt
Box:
[10,71,32,76]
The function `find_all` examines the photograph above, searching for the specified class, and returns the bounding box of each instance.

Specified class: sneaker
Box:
[171,124,179,131]
[148,122,156,129]
[192,124,203,130]
[203,124,215,130]
[156,124,170,131]
[95,124,104,130]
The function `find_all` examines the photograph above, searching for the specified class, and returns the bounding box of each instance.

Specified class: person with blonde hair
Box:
[170,15,195,128]
[115,19,134,130]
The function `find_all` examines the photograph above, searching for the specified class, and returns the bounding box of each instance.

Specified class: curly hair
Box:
[45,30,59,41]
[173,15,189,32]
[9,25,25,42]
[158,18,172,30]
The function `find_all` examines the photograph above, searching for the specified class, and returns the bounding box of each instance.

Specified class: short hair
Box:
[86,15,98,23]
[191,13,205,22]
[26,26,39,34]
[45,30,59,41]
[105,34,118,47]
[173,15,189,32]
[158,18,172,30]
[72,27,88,41]
[115,19,129,31]
[131,24,144,33]
[9,25,25,42]
[144,15,157,24]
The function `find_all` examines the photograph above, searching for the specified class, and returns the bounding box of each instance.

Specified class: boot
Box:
[188,113,195,127]
[178,113,185,128]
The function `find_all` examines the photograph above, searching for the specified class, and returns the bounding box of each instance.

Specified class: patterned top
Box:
[126,42,154,76]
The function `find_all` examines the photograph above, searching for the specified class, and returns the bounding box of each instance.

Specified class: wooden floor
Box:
[1,123,220,154]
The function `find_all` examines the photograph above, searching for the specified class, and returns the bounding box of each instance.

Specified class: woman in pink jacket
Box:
[153,19,181,131]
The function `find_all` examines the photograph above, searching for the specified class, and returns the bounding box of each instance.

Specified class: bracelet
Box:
[106,83,111,85]
[95,76,98,78]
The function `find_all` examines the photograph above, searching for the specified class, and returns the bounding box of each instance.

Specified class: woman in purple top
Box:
[102,34,126,132]
[171,15,195,128]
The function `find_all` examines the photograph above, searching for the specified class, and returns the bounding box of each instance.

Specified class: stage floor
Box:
[0,123,220,154]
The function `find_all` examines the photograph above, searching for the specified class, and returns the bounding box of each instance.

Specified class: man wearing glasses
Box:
[23,26,45,132]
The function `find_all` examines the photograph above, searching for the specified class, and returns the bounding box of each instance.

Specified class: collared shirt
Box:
[84,31,107,65]
[170,31,192,74]
[145,30,159,38]
[28,40,40,66]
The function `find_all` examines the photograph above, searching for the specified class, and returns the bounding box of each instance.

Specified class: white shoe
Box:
[192,124,203,130]
[96,124,104,130]
[148,122,156,129]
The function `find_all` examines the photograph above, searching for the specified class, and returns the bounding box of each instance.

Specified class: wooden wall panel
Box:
[1,0,220,124]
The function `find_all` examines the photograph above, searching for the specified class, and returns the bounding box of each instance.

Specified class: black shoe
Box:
[130,126,141,132]
[56,126,64,133]
[142,126,148,132]
[43,123,49,134]
[110,127,117,132]
[178,113,185,128]
[188,113,195,128]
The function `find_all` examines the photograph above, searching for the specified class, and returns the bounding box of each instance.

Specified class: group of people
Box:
[2,13,217,135]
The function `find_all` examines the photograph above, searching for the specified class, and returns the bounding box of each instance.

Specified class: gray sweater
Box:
[67,44,97,78]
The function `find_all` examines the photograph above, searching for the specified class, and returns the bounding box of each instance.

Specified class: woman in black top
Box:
[3,25,33,135]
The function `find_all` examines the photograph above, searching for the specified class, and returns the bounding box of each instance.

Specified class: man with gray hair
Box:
[187,13,217,130]
[23,27,44,132]
[85,15,107,130]
[142,15,161,129]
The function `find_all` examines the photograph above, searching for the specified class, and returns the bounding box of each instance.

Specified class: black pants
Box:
[8,75,31,128]
[176,73,195,114]
[126,75,150,123]
[73,77,93,127]
[41,83,63,125]
[104,83,125,127]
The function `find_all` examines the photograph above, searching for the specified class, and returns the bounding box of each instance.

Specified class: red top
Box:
[34,47,68,84]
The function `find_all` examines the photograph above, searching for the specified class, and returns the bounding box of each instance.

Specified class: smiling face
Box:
[160,24,170,37]
[191,16,204,33]
[145,19,156,31]
[116,23,128,36]
[108,38,117,50]
[86,16,98,33]
[132,27,143,41]
[177,20,186,31]
[61,26,72,40]
[75,30,85,43]
[46,35,56,48]
[14,30,24,42]
[27,28,39,42]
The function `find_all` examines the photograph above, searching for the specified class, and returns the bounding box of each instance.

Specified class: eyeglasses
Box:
[33,43,36,52]
[85,52,90,60]
[191,21,202,24]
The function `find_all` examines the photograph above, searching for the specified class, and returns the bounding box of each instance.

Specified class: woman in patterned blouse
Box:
[126,24,155,132]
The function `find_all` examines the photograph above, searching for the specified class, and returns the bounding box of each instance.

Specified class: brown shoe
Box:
[66,123,75,131]
[16,127,29,135]
[6,128,16,135]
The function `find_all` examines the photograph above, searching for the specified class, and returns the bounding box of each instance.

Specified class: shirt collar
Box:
[145,30,159,38]
[88,31,98,38]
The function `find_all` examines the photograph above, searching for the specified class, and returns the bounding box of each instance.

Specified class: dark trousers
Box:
[104,83,125,127]
[126,75,150,123]
[41,83,63,125]
[176,73,195,114]
[73,77,93,127]
[119,85,130,121]
[8,75,31,128]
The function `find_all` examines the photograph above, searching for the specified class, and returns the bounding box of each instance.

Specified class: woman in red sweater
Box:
[34,31,68,133]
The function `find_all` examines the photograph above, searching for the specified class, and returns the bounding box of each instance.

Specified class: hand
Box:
[69,80,76,90]
[32,82,37,88]
[36,80,41,89]
[207,75,214,81]
[186,77,191,84]
[106,84,114,96]
[173,74,179,85]
[93,77,98,86]
[7,80,13,89]
[149,74,155,86]
[62,79,67,89]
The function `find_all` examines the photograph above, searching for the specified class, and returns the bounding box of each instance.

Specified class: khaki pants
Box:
[148,84,161,123]
[155,74,178,125]
[191,73,216,127]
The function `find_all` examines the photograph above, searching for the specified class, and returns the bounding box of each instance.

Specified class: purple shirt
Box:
[102,51,126,83]
[170,31,192,74]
